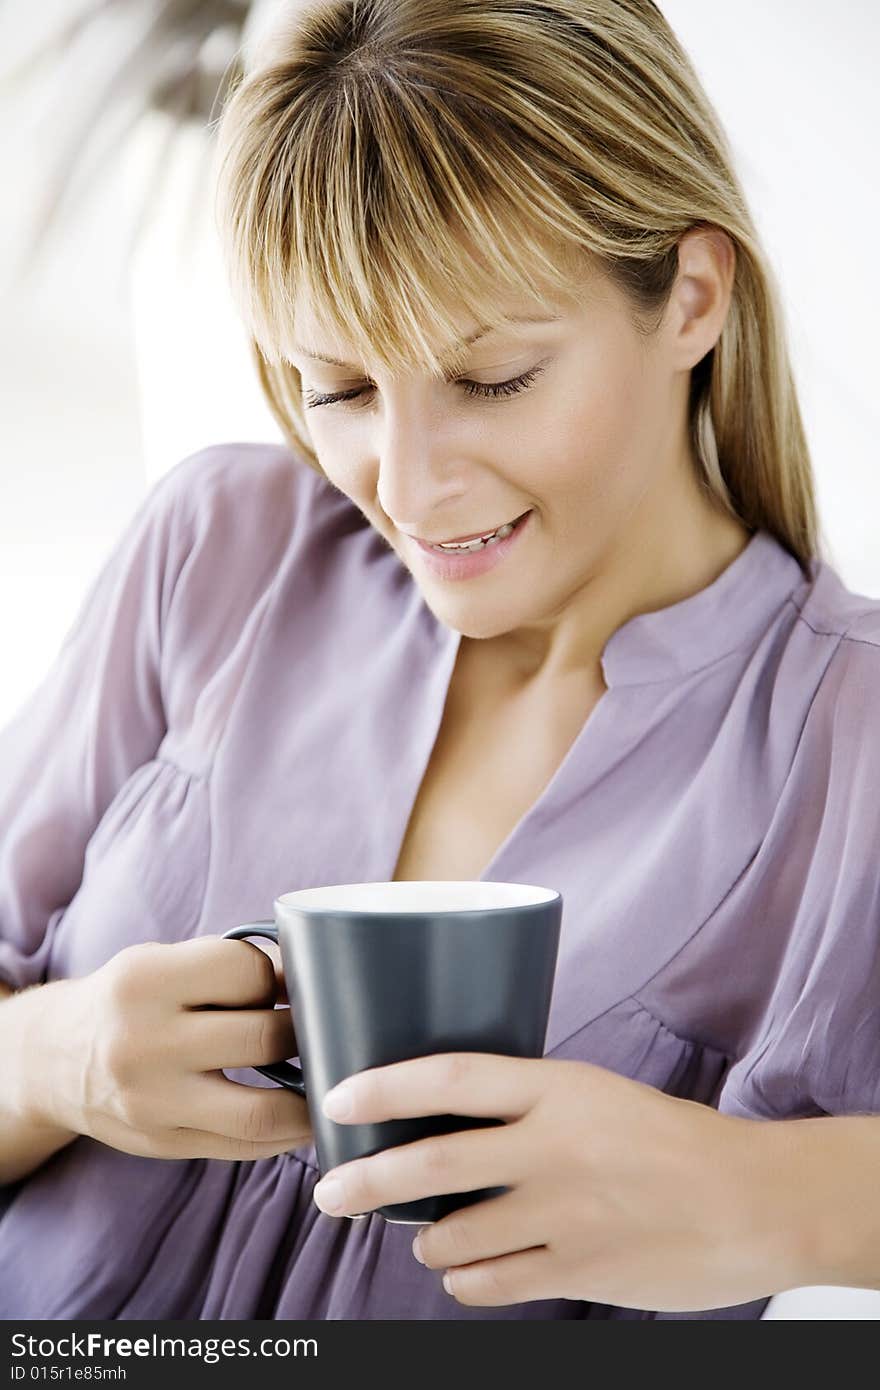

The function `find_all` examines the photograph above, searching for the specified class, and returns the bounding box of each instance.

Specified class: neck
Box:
[460,485,752,693]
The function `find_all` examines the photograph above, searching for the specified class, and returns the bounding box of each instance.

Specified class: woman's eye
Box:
[301,363,546,411]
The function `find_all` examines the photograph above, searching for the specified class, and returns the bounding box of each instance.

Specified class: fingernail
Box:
[314,1178,345,1213]
[322,1085,353,1120]
[442,1272,454,1296]
[412,1234,425,1265]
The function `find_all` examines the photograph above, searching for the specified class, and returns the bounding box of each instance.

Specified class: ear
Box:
[668,226,736,371]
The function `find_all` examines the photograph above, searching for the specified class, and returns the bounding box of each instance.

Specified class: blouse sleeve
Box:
[0,456,201,994]
[720,619,880,1122]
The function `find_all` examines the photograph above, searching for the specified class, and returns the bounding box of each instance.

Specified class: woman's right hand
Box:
[25,938,313,1162]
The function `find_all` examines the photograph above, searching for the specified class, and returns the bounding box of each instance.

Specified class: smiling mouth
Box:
[423,510,532,551]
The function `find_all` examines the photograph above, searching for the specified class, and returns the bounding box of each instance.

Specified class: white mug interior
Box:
[275,880,558,914]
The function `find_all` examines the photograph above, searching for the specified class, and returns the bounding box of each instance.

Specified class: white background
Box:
[0,0,878,1320]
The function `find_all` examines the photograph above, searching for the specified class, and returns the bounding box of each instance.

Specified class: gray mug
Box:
[221,880,562,1225]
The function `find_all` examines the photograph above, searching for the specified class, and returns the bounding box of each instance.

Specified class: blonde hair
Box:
[212,0,820,576]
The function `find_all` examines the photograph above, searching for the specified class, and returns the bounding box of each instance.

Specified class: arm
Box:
[756,1113,880,1293]
[714,630,880,1299]
[0,980,79,1187]
[0,459,197,1179]
[1,448,301,1185]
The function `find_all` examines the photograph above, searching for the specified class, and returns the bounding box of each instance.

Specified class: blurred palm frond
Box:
[1,0,259,287]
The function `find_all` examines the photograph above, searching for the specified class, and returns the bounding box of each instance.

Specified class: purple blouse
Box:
[1,442,878,1320]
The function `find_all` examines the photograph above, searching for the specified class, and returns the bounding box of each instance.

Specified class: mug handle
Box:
[220,921,307,1098]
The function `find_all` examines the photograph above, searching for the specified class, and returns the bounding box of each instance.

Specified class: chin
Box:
[419,595,521,643]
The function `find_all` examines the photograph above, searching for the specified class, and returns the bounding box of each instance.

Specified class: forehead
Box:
[285,270,604,376]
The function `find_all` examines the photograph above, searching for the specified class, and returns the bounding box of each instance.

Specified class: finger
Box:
[255,940,289,1006]
[237,938,289,1007]
[152,937,280,1009]
[179,1005,299,1072]
[181,1070,310,1144]
[130,1126,309,1163]
[415,1188,546,1271]
[324,1052,543,1125]
[442,1245,560,1308]
[314,1119,520,1217]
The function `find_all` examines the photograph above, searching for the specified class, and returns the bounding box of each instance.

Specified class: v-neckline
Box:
[386,619,618,885]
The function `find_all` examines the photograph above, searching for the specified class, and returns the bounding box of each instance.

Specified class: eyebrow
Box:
[290,313,563,368]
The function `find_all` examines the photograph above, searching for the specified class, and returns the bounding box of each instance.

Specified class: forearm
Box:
[754,1113,880,1293]
[0,981,79,1186]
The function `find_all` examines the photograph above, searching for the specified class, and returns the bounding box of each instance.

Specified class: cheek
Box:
[532,392,639,514]
[308,435,375,505]
[558,347,658,496]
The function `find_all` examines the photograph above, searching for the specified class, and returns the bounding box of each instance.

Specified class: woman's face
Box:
[288,249,722,663]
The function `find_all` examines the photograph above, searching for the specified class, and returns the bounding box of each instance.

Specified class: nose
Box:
[374,397,467,532]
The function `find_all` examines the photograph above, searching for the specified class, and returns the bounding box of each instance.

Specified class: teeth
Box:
[434,518,517,552]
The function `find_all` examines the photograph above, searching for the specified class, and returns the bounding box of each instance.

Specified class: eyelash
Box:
[301,363,546,411]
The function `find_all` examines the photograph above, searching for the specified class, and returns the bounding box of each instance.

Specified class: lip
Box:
[410,509,533,580]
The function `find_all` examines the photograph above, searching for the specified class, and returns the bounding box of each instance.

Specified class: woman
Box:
[1,0,878,1320]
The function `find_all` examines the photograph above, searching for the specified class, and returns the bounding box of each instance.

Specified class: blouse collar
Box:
[599,529,809,687]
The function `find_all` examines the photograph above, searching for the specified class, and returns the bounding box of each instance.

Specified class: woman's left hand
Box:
[311,1053,801,1312]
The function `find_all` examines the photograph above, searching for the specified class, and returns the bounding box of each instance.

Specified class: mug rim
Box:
[274,880,561,916]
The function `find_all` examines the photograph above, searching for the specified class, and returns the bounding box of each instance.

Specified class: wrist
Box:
[12,980,79,1137]
[735,1112,880,1294]
[734,1115,826,1293]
